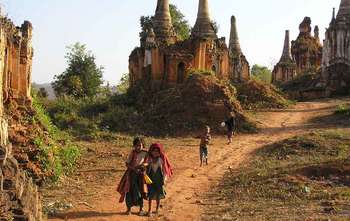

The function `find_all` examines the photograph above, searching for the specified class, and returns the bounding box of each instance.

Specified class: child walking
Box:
[199,126,211,166]
[146,143,173,216]
[225,112,236,145]
[117,137,148,216]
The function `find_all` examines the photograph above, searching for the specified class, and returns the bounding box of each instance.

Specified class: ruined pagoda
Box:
[291,17,322,74]
[191,0,217,39]
[322,0,350,94]
[272,30,297,84]
[129,0,250,87]
[229,16,250,82]
[152,0,177,45]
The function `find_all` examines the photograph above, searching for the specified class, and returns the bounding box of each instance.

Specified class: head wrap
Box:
[148,143,173,178]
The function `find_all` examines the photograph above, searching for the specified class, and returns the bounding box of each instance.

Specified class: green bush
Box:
[187,69,215,78]
[46,93,141,139]
[101,106,140,132]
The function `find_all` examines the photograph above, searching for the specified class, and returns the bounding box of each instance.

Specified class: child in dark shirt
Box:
[225,112,236,145]
[199,126,211,166]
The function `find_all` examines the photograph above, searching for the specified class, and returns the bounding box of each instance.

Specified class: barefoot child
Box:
[117,137,148,216]
[146,143,173,216]
[199,126,211,166]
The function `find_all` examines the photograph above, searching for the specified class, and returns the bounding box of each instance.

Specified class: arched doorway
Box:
[212,65,217,73]
[177,62,185,84]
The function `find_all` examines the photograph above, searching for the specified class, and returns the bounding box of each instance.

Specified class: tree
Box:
[251,64,272,83]
[169,4,191,41]
[140,4,191,41]
[116,73,130,94]
[52,43,104,98]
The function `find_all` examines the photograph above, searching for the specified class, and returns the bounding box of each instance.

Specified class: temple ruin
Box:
[229,16,250,82]
[0,13,40,221]
[291,17,323,75]
[0,16,33,104]
[322,0,350,94]
[129,0,250,87]
[273,17,322,85]
[272,30,297,84]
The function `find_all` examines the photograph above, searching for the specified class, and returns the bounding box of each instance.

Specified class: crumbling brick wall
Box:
[0,14,41,221]
[0,118,42,221]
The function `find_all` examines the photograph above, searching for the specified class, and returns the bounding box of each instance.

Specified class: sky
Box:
[1,0,342,85]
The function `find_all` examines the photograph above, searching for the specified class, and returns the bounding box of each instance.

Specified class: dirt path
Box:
[46,98,349,221]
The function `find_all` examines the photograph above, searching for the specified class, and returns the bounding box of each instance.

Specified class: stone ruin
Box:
[291,17,322,74]
[0,13,42,221]
[0,17,33,104]
[322,0,350,95]
[272,30,297,84]
[273,17,322,85]
[129,0,250,88]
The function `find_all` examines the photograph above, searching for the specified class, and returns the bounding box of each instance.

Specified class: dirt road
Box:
[46,98,349,221]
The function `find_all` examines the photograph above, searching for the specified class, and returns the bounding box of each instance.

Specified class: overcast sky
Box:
[1,0,342,84]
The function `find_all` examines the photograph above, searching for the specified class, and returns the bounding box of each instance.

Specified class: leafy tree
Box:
[169,4,191,40]
[140,4,191,41]
[52,43,104,98]
[139,16,154,39]
[251,64,272,83]
[116,73,130,94]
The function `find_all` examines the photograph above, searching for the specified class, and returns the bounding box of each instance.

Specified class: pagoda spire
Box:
[229,16,242,56]
[279,30,293,62]
[191,0,217,39]
[153,0,176,44]
[337,0,350,20]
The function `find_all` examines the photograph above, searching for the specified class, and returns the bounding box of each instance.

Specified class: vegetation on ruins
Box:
[140,4,191,41]
[235,80,291,110]
[45,71,257,139]
[251,64,272,83]
[52,42,104,98]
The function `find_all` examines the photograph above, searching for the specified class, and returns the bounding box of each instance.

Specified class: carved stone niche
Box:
[0,145,7,166]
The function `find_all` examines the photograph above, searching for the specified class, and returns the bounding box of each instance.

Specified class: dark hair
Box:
[133,137,145,147]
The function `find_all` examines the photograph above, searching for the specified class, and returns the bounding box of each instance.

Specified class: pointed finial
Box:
[191,0,217,39]
[229,15,242,56]
[279,30,293,62]
[152,0,176,44]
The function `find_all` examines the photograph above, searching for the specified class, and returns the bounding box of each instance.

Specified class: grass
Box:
[203,129,350,220]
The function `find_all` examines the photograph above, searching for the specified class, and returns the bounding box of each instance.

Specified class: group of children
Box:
[117,138,172,216]
[117,112,236,216]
